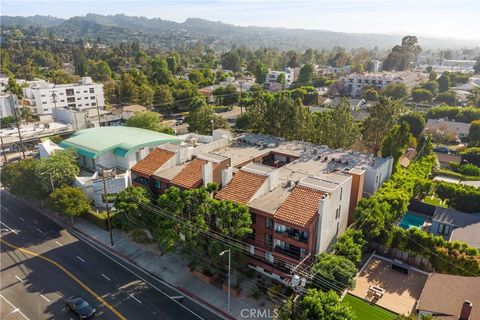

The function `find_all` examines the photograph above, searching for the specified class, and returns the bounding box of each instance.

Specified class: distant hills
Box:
[1,14,476,50]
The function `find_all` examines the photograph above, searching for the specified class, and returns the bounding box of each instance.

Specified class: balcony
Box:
[274,228,308,244]
[133,176,149,187]
[274,245,303,260]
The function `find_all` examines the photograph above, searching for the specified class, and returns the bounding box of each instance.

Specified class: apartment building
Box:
[341,72,427,98]
[265,67,298,89]
[132,132,393,280]
[22,77,105,119]
[0,93,20,119]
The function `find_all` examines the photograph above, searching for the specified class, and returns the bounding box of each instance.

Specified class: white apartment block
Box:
[0,93,21,119]
[265,67,298,88]
[22,77,105,118]
[341,72,427,98]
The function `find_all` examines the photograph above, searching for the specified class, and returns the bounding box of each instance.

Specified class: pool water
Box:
[399,212,427,230]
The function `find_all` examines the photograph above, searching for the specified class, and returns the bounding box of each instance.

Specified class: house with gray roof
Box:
[425,119,471,140]
[431,207,480,243]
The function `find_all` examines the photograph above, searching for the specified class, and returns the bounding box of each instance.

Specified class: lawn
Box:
[422,195,448,208]
[343,294,396,320]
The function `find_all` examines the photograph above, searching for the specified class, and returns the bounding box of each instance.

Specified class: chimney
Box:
[459,300,472,320]
[221,167,233,187]
[202,162,213,187]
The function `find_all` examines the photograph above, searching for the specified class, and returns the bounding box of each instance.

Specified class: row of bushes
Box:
[334,154,480,276]
[435,181,480,213]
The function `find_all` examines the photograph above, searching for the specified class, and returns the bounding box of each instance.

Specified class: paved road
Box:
[0,191,225,320]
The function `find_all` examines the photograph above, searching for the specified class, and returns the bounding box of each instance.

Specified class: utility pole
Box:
[290,274,306,320]
[12,101,25,159]
[95,97,102,128]
[99,165,114,247]
[239,81,244,115]
[50,90,58,120]
[0,136,7,163]
[220,249,231,313]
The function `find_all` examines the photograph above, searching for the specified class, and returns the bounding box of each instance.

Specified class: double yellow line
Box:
[0,238,127,320]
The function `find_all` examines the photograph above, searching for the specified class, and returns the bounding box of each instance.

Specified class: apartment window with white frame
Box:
[265,251,274,263]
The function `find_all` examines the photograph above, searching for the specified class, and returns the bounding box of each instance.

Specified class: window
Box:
[59,92,64,95]
[60,100,65,102]
[91,103,96,106]
[42,102,47,104]
[265,251,274,263]
[85,103,89,106]
[335,208,339,219]
[274,223,287,234]
[84,90,88,93]
[91,96,95,100]
[264,234,273,247]
[67,97,75,103]
[135,151,141,162]
[437,224,451,235]
[265,218,273,230]
[154,180,161,189]
[89,88,95,93]
[76,91,80,94]
[246,244,255,255]
[76,97,82,100]
[41,94,46,97]
[340,187,343,201]
[251,212,256,224]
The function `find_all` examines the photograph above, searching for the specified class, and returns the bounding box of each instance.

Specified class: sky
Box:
[1,0,479,40]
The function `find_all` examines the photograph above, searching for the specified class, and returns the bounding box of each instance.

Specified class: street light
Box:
[290,274,306,320]
[220,248,231,313]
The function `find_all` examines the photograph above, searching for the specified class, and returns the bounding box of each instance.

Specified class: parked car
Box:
[434,146,450,154]
[65,295,96,319]
[175,116,185,125]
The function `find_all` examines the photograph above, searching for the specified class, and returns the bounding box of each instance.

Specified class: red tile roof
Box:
[215,170,267,204]
[274,186,324,228]
[171,158,215,189]
[131,148,175,177]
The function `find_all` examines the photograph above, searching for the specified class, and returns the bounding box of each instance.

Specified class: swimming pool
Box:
[399,212,427,230]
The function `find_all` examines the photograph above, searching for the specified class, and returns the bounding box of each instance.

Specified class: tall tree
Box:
[437,73,451,92]
[382,82,409,100]
[383,36,422,71]
[312,253,358,290]
[398,112,425,138]
[35,149,80,194]
[186,97,228,134]
[298,63,314,84]
[381,122,412,165]
[125,111,173,134]
[363,97,403,155]
[254,62,268,84]
[279,289,355,320]
[221,51,242,72]
[49,186,90,222]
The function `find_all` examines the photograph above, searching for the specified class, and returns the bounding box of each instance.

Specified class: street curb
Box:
[8,193,234,320]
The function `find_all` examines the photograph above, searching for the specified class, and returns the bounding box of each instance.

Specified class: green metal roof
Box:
[59,126,181,159]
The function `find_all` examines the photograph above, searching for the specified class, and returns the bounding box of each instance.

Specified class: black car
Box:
[65,295,96,319]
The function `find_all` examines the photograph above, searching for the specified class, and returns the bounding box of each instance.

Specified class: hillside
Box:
[1,14,475,50]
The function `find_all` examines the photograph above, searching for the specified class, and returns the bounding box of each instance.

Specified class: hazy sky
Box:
[2,0,479,40]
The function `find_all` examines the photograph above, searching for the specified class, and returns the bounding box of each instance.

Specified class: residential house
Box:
[431,207,480,247]
[265,67,299,89]
[425,119,471,140]
[59,126,181,207]
[417,273,479,320]
[122,105,147,121]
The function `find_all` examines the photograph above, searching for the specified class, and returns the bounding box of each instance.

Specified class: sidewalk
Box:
[67,216,273,319]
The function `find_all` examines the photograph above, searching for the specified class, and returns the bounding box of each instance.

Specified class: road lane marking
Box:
[0,222,18,234]
[129,293,142,304]
[55,241,63,246]
[76,256,86,263]
[2,206,10,212]
[18,217,25,221]
[14,275,24,282]
[0,294,30,320]
[67,229,205,320]
[101,273,111,281]
[0,239,126,320]
[40,294,50,302]
[35,227,44,234]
